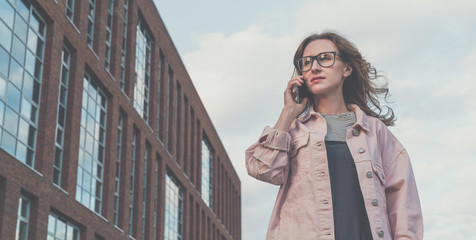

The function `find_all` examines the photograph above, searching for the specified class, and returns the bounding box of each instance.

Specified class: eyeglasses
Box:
[296,51,342,72]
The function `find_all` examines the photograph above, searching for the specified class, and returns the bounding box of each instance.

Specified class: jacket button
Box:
[378,230,384,238]
[358,147,365,153]
[372,199,379,206]
[352,128,359,136]
[366,171,373,178]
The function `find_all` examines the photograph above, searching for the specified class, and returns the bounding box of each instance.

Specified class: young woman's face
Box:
[301,39,351,98]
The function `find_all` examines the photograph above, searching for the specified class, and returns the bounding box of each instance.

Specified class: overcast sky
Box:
[154,0,476,239]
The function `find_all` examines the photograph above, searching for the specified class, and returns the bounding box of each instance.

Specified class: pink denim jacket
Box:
[245,104,423,240]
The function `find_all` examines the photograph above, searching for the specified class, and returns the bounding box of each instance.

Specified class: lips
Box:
[311,76,325,83]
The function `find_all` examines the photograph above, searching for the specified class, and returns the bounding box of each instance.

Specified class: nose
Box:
[310,58,322,72]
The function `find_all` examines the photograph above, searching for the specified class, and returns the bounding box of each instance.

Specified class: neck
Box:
[313,94,348,115]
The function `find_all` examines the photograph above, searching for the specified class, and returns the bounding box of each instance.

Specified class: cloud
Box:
[178,0,476,239]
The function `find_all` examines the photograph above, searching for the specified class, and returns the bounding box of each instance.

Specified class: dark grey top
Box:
[323,112,372,239]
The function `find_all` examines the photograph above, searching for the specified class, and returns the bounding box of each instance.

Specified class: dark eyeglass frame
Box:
[296,51,343,72]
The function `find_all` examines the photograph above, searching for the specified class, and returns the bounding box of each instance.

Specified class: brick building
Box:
[0,0,241,239]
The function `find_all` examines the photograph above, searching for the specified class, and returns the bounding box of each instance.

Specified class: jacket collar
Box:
[297,104,370,132]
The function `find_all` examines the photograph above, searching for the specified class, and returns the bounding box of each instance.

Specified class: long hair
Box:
[293,31,396,126]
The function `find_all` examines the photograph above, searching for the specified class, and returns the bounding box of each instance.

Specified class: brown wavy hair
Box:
[293,31,396,126]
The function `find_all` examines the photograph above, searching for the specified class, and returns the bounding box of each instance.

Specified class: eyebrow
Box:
[302,51,336,57]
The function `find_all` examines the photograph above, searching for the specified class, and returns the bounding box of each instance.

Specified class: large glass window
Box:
[104,0,114,70]
[113,113,124,226]
[141,144,150,240]
[166,67,173,152]
[86,0,96,48]
[201,137,213,208]
[164,173,183,240]
[133,17,151,122]
[156,52,163,140]
[0,0,46,168]
[15,195,30,240]
[120,0,129,91]
[175,83,181,159]
[53,46,71,187]
[47,213,80,240]
[153,155,161,240]
[75,73,107,214]
[128,129,138,237]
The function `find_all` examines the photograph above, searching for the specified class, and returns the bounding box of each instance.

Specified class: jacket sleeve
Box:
[383,133,423,239]
[245,126,291,185]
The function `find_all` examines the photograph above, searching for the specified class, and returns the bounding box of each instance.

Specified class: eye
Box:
[318,53,332,61]
[303,57,312,66]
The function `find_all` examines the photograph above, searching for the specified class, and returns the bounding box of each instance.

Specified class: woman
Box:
[245,32,423,240]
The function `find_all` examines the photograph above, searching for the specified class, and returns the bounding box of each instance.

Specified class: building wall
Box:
[0,0,241,239]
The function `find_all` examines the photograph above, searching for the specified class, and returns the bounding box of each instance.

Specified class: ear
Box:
[343,64,352,78]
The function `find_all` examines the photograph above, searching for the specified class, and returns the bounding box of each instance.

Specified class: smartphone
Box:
[291,69,307,104]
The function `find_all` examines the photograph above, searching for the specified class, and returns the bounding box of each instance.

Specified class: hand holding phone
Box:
[290,69,307,104]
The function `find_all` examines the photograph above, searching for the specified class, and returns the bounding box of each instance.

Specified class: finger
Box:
[288,78,303,88]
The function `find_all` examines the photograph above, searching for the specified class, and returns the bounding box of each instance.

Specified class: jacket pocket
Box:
[289,134,309,158]
[372,162,386,186]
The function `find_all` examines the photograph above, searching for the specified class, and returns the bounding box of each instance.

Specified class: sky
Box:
[154,0,476,239]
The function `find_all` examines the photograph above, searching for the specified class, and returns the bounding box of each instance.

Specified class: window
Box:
[166,67,173,152]
[86,0,96,48]
[0,0,46,168]
[175,82,181,161]
[15,195,30,240]
[164,173,183,240]
[156,51,163,140]
[128,129,138,237]
[75,73,107,214]
[133,17,151,122]
[183,96,188,174]
[153,155,161,240]
[120,0,129,91]
[113,113,124,226]
[65,0,75,22]
[47,212,80,240]
[53,46,71,187]
[201,137,213,208]
[104,0,114,70]
[141,144,150,240]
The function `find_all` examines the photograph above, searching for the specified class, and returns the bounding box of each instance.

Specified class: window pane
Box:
[47,214,55,233]
[0,0,15,27]
[21,97,34,121]
[16,0,29,20]
[0,46,9,77]
[17,117,29,143]
[4,106,18,135]
[9,58,23,88]
[15,141,27,163]
[55,219,66,239]
[24,50,35,76]
[0,101,4,125]
[29,12,41,34]
[14,14,28,40]
[0,75,7,99]
[0,21,12,51]
[7,84,21,111]
[1,130,16,155]
[11,36,25,64]
[18,221,28,240]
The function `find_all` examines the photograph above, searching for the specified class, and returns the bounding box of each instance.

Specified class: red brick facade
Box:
[0,0,241,239]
